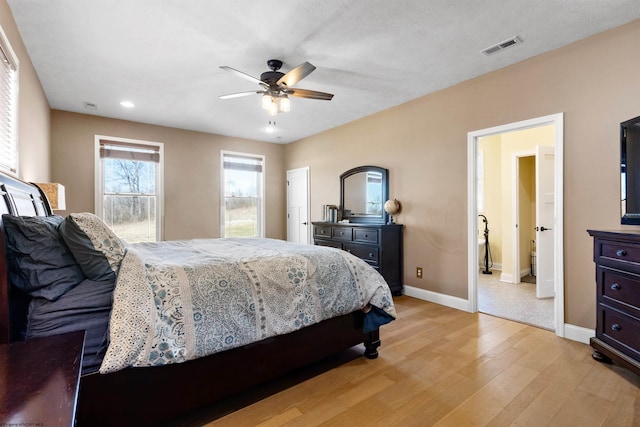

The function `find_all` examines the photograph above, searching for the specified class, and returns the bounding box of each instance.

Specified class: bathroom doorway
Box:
[467,114,564,337]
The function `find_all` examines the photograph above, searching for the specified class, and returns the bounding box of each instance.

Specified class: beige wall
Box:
[518,156,535,276]
[0,0,50,181]
[50,111,286,241]
[478,134,503,267]
[285,19,640,329]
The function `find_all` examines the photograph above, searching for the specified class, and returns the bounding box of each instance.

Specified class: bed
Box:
[0,171,396,425]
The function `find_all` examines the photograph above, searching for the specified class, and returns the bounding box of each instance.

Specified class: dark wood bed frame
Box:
[0,171,382,426]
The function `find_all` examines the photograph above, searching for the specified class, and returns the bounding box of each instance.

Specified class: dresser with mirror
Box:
[312,166,403,295]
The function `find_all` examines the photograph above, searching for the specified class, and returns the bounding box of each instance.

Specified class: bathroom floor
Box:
[478,270,554,330]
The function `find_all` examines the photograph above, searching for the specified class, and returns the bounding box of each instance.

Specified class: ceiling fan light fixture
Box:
[220,59,333,115]
[267,99,278,116]
[261,93,272,110]
[279,96,290,113]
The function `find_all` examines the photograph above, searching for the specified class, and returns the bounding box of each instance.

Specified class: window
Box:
[0,25,18,174]
[221,151,264,237]
[365,171,383,215]
[96,137,163,242]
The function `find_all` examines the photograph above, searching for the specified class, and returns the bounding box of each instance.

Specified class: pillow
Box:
[59,213,125,281]
[26,277,116,374]
[2,214,84,301]
[25,279,115,374]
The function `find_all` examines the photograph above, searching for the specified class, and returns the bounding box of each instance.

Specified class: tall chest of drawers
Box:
[587,229,640,375]
[312,222,403,295]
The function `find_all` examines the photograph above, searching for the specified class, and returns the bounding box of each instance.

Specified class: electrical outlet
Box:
[416,267,423,278]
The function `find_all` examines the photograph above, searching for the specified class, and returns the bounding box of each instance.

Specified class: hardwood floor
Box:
[186,296,639,427]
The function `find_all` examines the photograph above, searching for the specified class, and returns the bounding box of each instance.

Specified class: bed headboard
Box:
[0,171,52,344]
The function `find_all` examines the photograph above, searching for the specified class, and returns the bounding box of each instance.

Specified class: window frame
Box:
[220,150,265,238]
[0,24,19,175]
[94,135,164,241]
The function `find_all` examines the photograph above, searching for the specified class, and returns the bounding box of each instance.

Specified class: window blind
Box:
[100,140,160,163]
[223,153,263,172]
[0,29,18,174]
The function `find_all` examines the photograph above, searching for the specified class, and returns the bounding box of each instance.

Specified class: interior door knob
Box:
[536,226,552,231]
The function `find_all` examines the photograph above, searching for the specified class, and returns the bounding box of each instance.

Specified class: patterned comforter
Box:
[99,238,396,373]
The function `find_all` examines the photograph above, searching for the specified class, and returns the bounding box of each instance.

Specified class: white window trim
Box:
[0,24,19,175]
[220,150,265,238]
[94,135,164,240]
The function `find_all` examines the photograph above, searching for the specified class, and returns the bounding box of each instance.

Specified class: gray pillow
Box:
[26,277,116,374]
[2,214,84,301]
[59,213,125,281]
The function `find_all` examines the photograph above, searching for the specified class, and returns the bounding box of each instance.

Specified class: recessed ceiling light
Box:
[120,100,135,108]
[265,121,277,133]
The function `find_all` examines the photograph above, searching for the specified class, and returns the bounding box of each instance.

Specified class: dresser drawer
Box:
[353,228,379,244]
[597,240,640,269]
[332,226,353,241]
[600,307,640,358]
[314,239,342,249]
[313,224,332,238]
[601,267,640,311]
[344,242,379,265]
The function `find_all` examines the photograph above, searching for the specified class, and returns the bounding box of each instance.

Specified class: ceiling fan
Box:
[219,59,334,115]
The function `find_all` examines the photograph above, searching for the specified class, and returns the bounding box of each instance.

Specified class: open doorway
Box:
[467,114,564,337]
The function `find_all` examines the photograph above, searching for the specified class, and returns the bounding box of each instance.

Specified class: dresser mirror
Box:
[621,115,640,224]
[340,165,389,224]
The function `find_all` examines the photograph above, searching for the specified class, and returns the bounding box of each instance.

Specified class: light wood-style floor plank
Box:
[196,296,640,427]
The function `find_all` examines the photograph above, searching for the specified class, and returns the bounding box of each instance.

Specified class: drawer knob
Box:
[369,253,374,258]
[611,323,622,331]
[611,283,621,291]
[616,249,627,257]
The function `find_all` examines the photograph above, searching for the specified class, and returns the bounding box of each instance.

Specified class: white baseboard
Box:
[403,285,593,345]
[500,272,515,283]
[403,285,470,312]
[563,324,594,344]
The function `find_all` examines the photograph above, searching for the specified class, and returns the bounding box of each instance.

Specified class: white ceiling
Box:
[8,1,640,144]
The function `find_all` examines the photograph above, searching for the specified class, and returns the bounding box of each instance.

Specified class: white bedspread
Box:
[99,238,396,373]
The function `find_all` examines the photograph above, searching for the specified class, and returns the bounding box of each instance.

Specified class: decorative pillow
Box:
[59,213,125,281]
[2,214,84,301]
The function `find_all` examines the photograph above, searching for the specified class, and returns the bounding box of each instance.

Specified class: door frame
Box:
[467,113,565,337]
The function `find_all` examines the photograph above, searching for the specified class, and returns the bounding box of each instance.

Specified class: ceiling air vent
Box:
[481,36,522,56]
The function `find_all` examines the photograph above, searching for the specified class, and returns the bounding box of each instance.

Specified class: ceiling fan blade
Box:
[287,88,334,101]
[277,62,316,87]
[219,66,266,86]
[219,90,264,100]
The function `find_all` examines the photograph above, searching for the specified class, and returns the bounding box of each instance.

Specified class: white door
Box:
[286,167,310,244]
[535,145,555,298]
